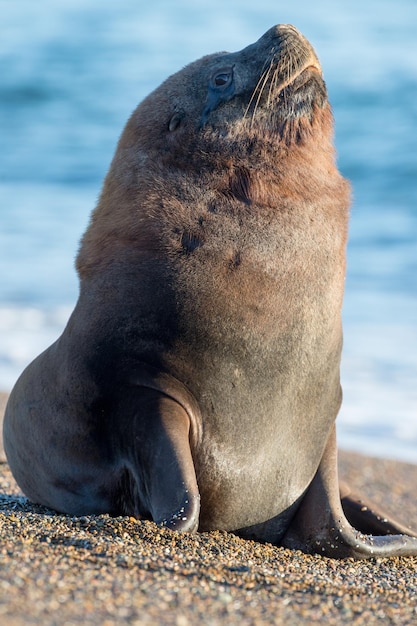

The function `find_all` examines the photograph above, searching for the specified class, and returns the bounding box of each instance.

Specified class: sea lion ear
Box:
[168,111,185,132]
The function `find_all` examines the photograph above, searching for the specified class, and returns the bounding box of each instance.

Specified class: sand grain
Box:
[0,391,416,625]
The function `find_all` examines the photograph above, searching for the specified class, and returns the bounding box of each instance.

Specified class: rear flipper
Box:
[281,426,417,558]
[340,482,416,538]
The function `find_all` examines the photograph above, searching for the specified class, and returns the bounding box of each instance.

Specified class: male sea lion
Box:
[4,24,417,558]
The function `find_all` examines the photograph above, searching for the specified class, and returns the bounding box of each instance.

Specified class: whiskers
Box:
[243,38,315,129]
[243,53,277,125]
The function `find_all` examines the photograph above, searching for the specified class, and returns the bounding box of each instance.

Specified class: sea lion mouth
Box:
[244,61,323,117]
[242,25,325,124]
[289,63,323,92]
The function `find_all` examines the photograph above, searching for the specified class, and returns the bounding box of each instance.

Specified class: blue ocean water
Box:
[1,0,416,462]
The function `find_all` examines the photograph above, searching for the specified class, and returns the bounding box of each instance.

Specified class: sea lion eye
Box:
[212,67,234,89]
[214,73,230,86]
[201,66,236,126]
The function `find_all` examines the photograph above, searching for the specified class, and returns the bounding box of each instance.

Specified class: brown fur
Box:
[4,25,417,558]
[77,104,344,274]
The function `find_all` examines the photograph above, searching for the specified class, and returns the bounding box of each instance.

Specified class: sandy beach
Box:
[0,391,416,625]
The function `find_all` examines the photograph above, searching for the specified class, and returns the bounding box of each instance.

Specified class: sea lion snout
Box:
[246,24,324,111]
[255,23,322,79]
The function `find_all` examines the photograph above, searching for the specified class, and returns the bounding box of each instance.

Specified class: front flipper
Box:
[115,385,201,533]
[281,426,417,558]
[143,393,201,532]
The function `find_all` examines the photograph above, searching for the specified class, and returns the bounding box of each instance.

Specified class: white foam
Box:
[0,306,71,389]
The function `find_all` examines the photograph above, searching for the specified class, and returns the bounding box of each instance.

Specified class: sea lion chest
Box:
[143,199,345,529]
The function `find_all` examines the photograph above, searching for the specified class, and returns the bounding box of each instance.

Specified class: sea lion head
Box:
[77,24,340,276]
[131,24,328,160]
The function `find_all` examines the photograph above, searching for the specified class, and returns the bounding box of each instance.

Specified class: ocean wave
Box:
[0,306,71,389]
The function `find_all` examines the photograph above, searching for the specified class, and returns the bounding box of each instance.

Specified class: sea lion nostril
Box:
[276,23,302,35]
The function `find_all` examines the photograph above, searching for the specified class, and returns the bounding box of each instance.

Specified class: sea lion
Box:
[4,24,417,558]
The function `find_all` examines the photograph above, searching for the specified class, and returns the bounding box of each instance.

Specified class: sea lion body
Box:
[4,25,417,557]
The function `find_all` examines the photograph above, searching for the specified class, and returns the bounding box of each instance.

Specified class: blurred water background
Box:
[1,0,416,462]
